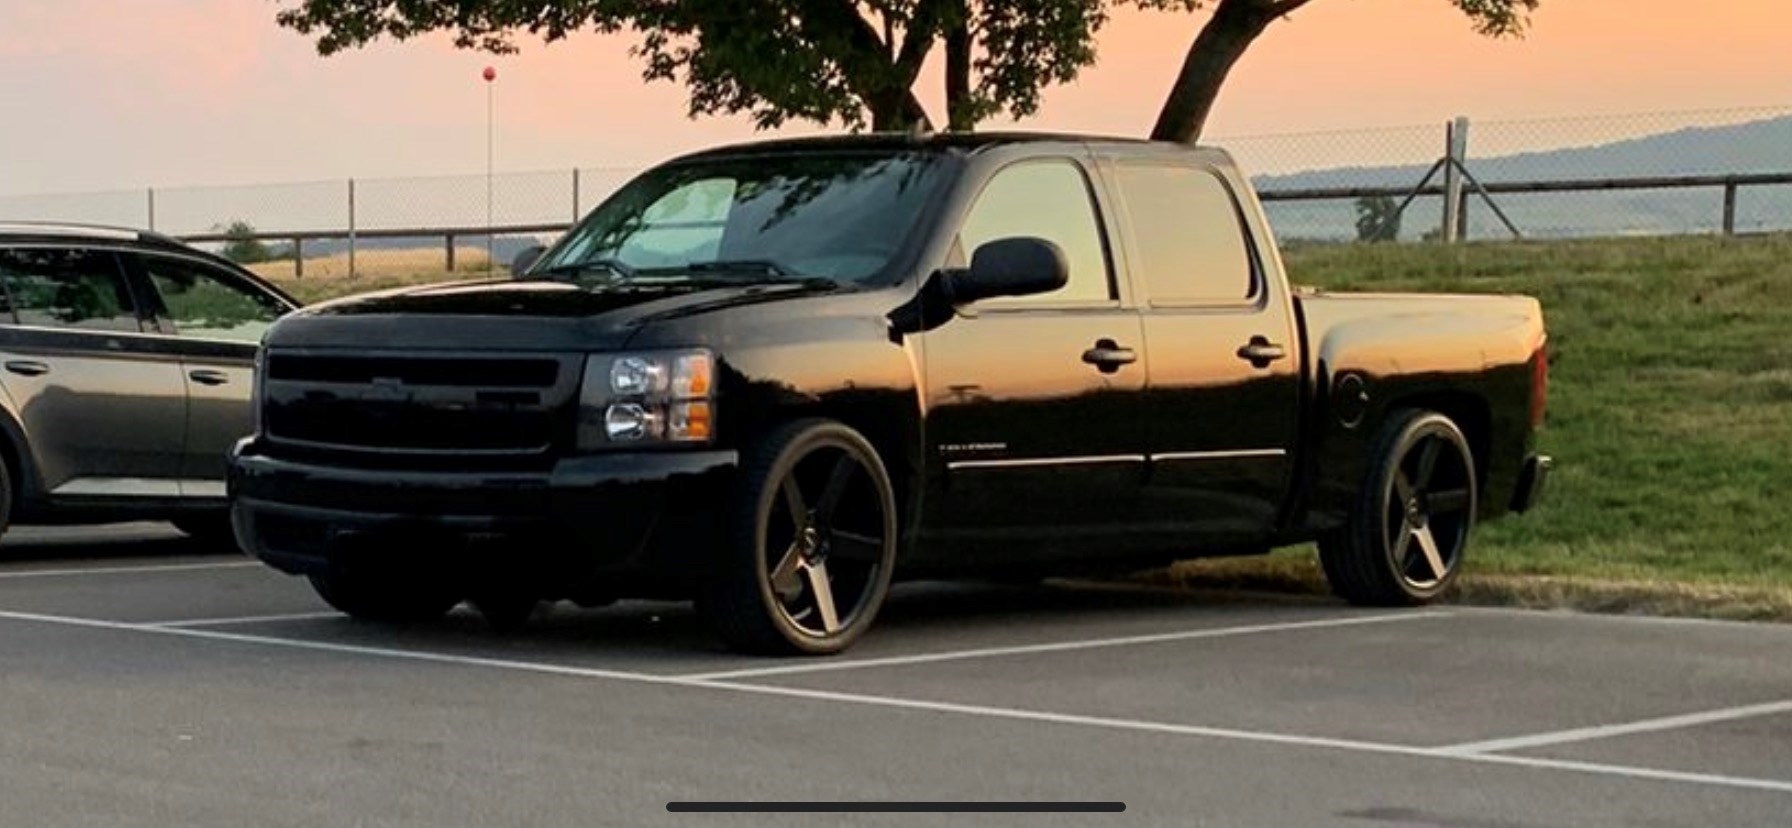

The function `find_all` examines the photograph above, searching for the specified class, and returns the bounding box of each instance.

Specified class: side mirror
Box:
[510,245,548,277]
[949,237,1068,304]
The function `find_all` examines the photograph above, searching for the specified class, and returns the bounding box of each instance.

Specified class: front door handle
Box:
[188,369,230,387]
[1236,336,1287,368]
[4,360,49,377]
[1082,339,1138,374]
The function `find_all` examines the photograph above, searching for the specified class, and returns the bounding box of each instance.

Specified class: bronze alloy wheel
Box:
[705,419,897,655]
[1321,410,1478,605]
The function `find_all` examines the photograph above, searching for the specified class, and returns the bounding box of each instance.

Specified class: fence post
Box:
[146,188,156,231]
[1722,181,1738,236]
[1441,116,1469,244]
[347,178,358,279]
[293,237,304,279]
[446,233,457,272]
[573,168,582,223]
[1456,190,1471,241]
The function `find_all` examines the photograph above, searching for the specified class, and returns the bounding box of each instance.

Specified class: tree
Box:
[275,1,1173,132]
[1353,195,1401,243]
[1151,0,1538,144]
[218,220,275,264]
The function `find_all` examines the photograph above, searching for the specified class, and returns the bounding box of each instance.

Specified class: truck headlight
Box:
[580,349,714,449]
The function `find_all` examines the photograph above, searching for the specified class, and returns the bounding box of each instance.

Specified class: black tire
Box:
[1319,409,1478,606]
[704,419,898,656]
[471,593,540,634]
[172,514,239,550]
[308,569,461,625]
[0,452,13,542]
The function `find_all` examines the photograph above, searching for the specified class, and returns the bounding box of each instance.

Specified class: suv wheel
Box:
[172,514,238,550]
[704,419,898,656]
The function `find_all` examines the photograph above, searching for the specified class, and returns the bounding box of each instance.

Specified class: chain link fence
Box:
[1220,105,1792,242]
[1,106,1788,271]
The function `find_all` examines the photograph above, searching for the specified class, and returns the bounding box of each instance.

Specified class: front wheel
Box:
[308,569,461,625]
[1319,409,1478,606]
[704,420,898,656]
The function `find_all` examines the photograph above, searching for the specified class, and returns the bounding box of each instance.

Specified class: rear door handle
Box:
[1082,339,1138,374]
[4,360,49,377]
[1236,336,1286,368]
[188,369,230,387]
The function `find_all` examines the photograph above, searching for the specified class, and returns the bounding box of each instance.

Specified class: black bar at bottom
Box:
[667,802,1124,813]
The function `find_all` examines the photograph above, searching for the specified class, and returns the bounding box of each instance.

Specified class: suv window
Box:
[139,256,286,343]
[0,247,141,332]
[1114,164,1256,304]
[958,160,1113,305]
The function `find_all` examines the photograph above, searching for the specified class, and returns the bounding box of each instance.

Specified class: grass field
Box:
[264,234,1792,613]
[250,247,496,301]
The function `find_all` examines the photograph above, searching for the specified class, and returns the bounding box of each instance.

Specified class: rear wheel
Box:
[308,569,461,625]
[0,452,13,542]
[704,420,898,656]
[1319,410,1477,606]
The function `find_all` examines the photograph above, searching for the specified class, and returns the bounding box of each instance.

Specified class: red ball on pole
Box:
[482,66,497,82]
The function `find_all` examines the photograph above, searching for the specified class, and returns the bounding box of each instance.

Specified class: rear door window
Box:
[137,255,287,343]
[0,247,142,332]
[1113,164,1258,305]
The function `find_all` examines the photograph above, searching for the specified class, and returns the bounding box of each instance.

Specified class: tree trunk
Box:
[944,0,973,131]
[1149,0,1280,144]
[869,89,935,132]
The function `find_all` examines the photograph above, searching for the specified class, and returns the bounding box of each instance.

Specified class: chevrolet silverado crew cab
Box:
[229,134,1551,655]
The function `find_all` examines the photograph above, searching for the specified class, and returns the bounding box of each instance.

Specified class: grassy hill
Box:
[268,233,1792,613]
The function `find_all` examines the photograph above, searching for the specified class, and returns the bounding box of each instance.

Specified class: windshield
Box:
[534,150,949,285]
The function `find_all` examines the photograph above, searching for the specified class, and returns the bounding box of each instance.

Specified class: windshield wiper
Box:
[683,259,795,278]
[534,258,639,281]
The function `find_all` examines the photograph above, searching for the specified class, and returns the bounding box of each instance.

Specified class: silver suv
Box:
[0,223,298,543]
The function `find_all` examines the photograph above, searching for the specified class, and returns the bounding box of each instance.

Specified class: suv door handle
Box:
[4,360,49,377]
[188,369,230,386]
[1082,339,1138,374]
[1236,337,1286,368]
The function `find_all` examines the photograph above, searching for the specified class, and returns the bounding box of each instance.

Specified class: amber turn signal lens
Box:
[670,401,713,442]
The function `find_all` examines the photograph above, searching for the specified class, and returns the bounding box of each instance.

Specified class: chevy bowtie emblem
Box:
[368,377,407,401]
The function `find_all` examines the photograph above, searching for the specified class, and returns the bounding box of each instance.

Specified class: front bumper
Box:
[1509,453,1552,514]
[228,439,737,584]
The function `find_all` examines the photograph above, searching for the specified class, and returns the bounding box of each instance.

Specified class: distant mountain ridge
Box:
[1249,115,1792,240]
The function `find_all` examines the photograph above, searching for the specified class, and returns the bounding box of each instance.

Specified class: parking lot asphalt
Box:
[3,525,1791,827]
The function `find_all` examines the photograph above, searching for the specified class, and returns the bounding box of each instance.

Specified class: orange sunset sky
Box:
[0,0,1787,195]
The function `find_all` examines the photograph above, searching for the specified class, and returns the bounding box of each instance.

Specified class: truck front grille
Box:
[262,352,579,456]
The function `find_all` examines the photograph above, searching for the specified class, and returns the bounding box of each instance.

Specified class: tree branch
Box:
[1264,0,1317,16]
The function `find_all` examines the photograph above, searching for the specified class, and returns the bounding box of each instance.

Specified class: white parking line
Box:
[0,561,260,579]
[2,607,1791,796]
[150,611,345,628]
[683,679,1792,795]
[679,611,1443,681]
[1436,699,1792,756]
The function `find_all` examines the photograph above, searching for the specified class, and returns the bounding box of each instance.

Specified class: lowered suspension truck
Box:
[229,133,1551,655]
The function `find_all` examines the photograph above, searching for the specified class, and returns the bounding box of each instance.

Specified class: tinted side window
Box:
[1114,165,1255,304]
[0,247,141,332]
[958,160,1112,304]
[140,256,286,343]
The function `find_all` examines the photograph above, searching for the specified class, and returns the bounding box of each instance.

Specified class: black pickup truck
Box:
[229,133,1550,655]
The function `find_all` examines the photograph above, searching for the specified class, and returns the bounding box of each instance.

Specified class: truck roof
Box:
[677,131,1230,163]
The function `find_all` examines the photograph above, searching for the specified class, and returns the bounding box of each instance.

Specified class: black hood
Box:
[264,278,841,351]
